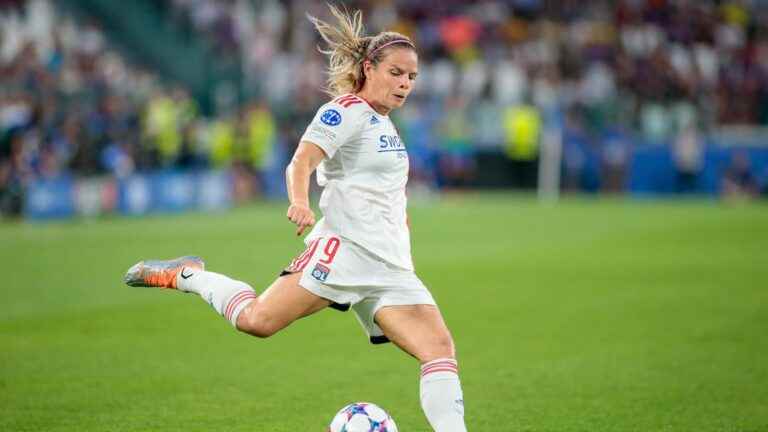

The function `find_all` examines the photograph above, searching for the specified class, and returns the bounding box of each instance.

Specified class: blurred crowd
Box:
[2,0,768,215]
[0,0,279,214]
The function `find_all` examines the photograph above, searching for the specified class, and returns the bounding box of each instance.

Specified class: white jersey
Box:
[300,93,413,270]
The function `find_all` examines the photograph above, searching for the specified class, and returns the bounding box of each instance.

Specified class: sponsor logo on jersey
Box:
[320,109,342,126]
[378,134,406,152]
[370,115,380,126]
[311,263,331,282]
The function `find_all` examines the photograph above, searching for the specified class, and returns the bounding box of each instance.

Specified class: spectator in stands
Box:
[722,150,760,201]
[436,95,474,188]
[503,102,541,189]
[240,100,276,196]
[672,123,704,194]
[600,127,630,194]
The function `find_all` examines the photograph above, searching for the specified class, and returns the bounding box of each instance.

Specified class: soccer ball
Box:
[328,402,398,432]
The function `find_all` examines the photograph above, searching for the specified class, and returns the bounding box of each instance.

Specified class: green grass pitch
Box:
[1,195,767,431]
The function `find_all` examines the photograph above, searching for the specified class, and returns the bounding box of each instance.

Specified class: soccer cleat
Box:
[124,256,205,289]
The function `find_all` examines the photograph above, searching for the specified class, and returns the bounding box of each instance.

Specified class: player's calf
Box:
[413,334,456,364]
[420,357,467,432]
[415,336,465,431]
[235,303,283,338]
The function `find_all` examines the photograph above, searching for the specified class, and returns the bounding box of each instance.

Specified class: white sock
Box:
[420,358,467,432]
[176,268,256,327]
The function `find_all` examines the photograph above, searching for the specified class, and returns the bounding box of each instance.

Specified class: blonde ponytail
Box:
[309,4,416,96]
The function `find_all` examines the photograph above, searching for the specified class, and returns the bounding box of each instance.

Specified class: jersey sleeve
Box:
[300,99,366,159]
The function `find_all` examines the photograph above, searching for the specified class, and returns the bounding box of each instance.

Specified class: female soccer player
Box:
[124,6,467,431]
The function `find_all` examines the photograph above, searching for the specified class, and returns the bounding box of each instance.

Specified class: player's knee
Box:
[238,307,280,338]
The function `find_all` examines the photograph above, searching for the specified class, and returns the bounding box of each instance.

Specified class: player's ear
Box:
[362,60,373,79]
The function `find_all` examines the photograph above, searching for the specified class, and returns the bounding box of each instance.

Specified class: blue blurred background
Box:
[2,0,767,220]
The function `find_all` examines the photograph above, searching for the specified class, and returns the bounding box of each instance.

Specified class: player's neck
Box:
[354,91,390,116]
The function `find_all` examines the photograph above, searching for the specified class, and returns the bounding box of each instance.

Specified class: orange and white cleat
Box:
[124,256,205,289]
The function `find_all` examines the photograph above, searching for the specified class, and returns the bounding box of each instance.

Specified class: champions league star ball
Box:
[328,402,398,432]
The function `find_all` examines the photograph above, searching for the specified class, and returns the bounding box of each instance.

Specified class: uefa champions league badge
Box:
[311,263,331,282]
[320,109,342,126]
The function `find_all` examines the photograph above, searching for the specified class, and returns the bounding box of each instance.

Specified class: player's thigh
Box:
[237,272,331,336]
[374,304,455,362]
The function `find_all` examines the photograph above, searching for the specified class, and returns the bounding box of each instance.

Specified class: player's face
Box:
[367,48,418,112]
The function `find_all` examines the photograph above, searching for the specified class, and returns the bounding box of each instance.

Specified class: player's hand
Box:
[286,203,315,236]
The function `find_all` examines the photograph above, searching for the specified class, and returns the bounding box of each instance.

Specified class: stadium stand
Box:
[1,0,767,218]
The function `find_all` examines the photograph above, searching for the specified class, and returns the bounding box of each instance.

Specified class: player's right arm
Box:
[288,97,365,236]
[285,141,326,236]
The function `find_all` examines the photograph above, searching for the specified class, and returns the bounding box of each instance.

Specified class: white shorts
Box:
[282,234,436,344]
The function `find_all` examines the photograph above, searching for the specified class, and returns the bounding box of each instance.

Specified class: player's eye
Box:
[409,73,417,81]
